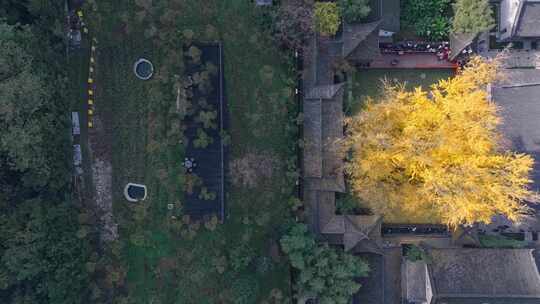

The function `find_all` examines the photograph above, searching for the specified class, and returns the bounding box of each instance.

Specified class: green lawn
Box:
[347,68,455,115]
[79,1,297,303]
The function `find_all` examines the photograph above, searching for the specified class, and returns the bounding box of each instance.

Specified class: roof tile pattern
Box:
[429,248,540,298]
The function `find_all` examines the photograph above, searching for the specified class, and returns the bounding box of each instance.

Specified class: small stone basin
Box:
[133,58,154,80]
[124,183,147,202]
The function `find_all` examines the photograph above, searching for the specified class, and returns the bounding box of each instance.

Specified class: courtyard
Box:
[347,68,455,115]
[343,67,455,224]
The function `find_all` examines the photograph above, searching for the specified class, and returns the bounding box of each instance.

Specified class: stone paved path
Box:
[370,53,457,69]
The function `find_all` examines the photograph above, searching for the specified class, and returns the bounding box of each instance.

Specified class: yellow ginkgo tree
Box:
[345,57,535,227]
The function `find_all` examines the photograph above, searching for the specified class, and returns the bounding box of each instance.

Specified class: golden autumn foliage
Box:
[345,57,535,227]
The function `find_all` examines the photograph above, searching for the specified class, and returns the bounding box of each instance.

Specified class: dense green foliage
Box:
[479,235,527,249]
[231,275,260,304]
[401,0,452,40]
[0,23,67,190]
[314,2,341,36]
[405,245,431,262]
[0,1,37,25]
[281,224,369,304]
[452,0,495,34]
[0,200,91,303]
[0,3,93,304]
[339,0,371,23]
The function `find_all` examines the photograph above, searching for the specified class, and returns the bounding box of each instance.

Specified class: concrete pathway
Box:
[369,53,457,69]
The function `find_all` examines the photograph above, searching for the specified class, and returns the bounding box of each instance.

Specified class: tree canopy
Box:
[0,16,70,191]
[280,223,369,303]
[314,2,341,36]
[0,199,91,303]
[262,0,314,51]
[452,0,495,34]
[339,0,371,23]
[0,6,95,304]
[345,57,535,227]
[0,23,55,186]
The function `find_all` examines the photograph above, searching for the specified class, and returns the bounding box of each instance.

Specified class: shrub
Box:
[255,256,274,275]
[314,2,341,36]
[204,62,218,76]
[228,243,255,272]
[259,65,274,85]
[194,71,214,94]
[187,45,202,64]
[144,24,157,39]
[231,275,259,304]
[204,215,219,231]
[339,0,371,23]
[134,0,153,10]
[193,128,213,148]
[288,196,303,211]
[336,195,358,215]
[205,24,219,41]
[198,187,216,201]
[220,130,231,146]
[196,110,217,129]
[182,29,195,43]
[129,232,147,247]
[479,235,527,249]
[184,173,202,194]
[405,245,431,262]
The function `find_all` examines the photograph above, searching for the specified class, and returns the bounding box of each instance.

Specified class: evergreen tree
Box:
[339,0,371,23]
[281,224,369,303]
[452,0,495,34]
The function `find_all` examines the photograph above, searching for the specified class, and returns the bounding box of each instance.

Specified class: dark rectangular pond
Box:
[182,43,227,221]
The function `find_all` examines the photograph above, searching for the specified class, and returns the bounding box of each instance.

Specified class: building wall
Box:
[425,265,433,304]
[499,0,521,41]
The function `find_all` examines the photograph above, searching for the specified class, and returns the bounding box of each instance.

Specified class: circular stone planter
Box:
[133,58,154,80]
[124,183,147,202]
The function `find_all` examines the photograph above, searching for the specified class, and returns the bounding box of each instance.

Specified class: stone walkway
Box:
[383,235,453,248]
[369,53,457,69]
[383,247,402,304]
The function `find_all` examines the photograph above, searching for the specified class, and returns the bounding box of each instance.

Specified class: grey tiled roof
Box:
[492,69,540,192]
[353,253,384,304]
[515,2,540,38]
[342,21,381,58]
[302,83,345,190]
[449,32,478,61]
[405,260,429,303]
[305,83,345,100]
[303,99,323,178]
[380,0,400,32]
[363,0,400,32]
[428,248,540,299]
